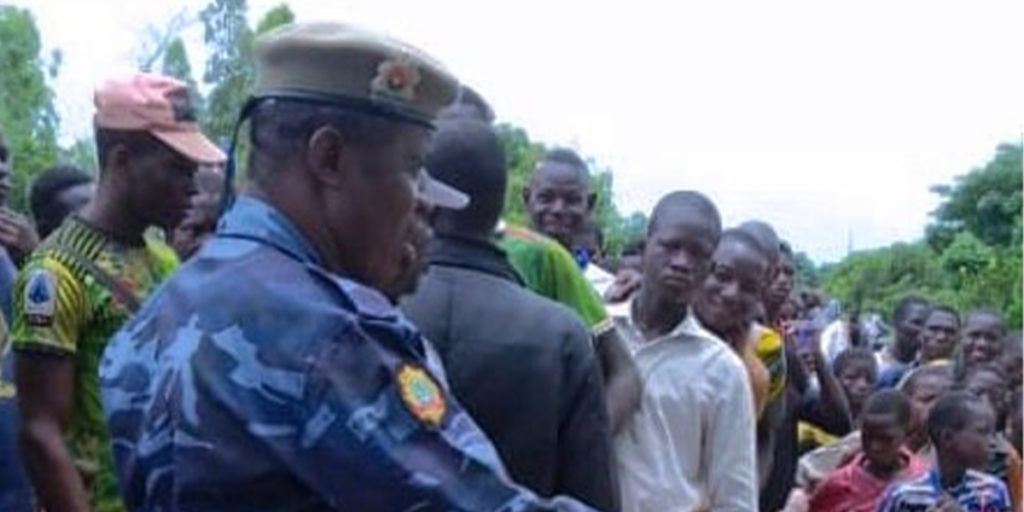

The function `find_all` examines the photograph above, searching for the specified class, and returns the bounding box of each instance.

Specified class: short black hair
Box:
[833,346,878,377]
[779,240,794,259]
[957,362,1008,389]
[246,98,401,188]
[648,190,721,239]
[29,165,93,238]
[893,295,930,323]
[738,220,781,264]
[928,390,989,446]
[439,86,495,124]
[719,228,770,263]
[542,147,587,169]
[427,118,506,237]
[862,389,912,428]
[899,362,953,396]
[964,308,1007,334]
[926,305,961,327]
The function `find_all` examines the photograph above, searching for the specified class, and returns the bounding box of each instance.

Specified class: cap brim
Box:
[421,170,468,210]
[152,129,227,165]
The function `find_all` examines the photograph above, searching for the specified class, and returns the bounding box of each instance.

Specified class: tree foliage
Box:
[823,143,1023,327]
[0,6,60,212]
[927,143,1022,251]
[200,0,294,147]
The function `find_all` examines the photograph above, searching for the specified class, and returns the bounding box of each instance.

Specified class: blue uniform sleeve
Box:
[204,319,599,512]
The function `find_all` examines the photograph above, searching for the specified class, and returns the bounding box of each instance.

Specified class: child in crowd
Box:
[1008,389,1023,512]
[958,364,1022,510]
[879,391,1011,512]
[808,390,929,512]
[796,347,875,454]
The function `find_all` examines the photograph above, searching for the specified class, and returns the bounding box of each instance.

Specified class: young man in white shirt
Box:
[614,191,758,512]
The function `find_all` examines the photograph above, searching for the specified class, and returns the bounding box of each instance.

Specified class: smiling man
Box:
[13,73,224,512]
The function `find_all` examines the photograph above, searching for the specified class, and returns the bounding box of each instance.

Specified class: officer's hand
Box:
[0,207,40,264]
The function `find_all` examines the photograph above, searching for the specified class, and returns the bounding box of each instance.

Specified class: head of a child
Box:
[834,347,879,417]
[900,362,954,449]
[860,390,913,473]
[957,363,1009,431]
[928,390,995,472]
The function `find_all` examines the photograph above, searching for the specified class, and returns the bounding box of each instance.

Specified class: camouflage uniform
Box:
[100,198,597,512]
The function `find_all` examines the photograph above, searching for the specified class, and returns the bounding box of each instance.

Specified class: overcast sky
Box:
[15,0,1024,262]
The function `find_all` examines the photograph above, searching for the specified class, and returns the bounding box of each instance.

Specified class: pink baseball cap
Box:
[94,73,226,164]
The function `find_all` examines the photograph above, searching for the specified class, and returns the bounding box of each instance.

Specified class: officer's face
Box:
[330,123,432,291]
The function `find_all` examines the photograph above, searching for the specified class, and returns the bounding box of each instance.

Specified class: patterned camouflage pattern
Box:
[100,197,596,511]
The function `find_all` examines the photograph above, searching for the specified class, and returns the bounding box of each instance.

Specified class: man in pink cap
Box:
[12,73,224,512]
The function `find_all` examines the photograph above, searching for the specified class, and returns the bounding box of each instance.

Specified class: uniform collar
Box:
[217,196,322,266]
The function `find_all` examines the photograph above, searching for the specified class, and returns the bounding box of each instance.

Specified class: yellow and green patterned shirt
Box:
[12,217,178,512]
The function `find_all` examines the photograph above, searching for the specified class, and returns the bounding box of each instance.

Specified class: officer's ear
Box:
[305,125,352,188]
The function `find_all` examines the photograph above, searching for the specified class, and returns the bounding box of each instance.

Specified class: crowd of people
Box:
[0,20,1020,512]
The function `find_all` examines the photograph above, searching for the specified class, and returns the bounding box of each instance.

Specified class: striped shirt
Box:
[878,467,1011,512]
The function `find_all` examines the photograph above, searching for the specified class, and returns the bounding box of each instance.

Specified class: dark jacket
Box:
[402,235,618,511]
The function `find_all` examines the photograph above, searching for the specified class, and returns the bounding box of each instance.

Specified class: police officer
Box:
[100,22,599,512]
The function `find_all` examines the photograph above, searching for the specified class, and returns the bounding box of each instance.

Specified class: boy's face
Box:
[964,370,1007,421]
[919,311,960,362]
[642,206,718,307]
[943,401,995,470]
[861,412,908,471]
[908,373,952,438]
[962,314,1006,367]
[839,358,878,412]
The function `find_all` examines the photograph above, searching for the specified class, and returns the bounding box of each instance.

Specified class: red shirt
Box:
[809,450,929,512]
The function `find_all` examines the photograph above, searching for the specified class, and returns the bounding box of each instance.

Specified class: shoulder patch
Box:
[24,269,57,327]
[396,363,447,428]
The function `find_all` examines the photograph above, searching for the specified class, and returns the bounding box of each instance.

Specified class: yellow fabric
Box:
[798,421,839,450]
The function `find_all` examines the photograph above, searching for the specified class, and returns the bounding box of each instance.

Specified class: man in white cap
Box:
[13,73,225,512]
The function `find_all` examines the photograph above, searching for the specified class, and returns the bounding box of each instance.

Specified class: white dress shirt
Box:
[613,305,758,512]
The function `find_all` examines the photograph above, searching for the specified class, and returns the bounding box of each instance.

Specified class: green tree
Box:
[823,142,1023,327]
[495,123,543,227]
[793,251,819,288]
[0,6,60,213]
[161,37,203,120]
[927,143,1023,250]
[200,0,294,156]
[200,0,253,145]
[256,3,294,35]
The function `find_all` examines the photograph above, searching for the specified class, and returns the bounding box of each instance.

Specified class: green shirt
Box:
[12,217,178,512]
[498,225,611,334]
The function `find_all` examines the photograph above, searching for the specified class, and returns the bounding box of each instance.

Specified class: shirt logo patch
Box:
[396,363,446,428]
[24,269,57,327]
